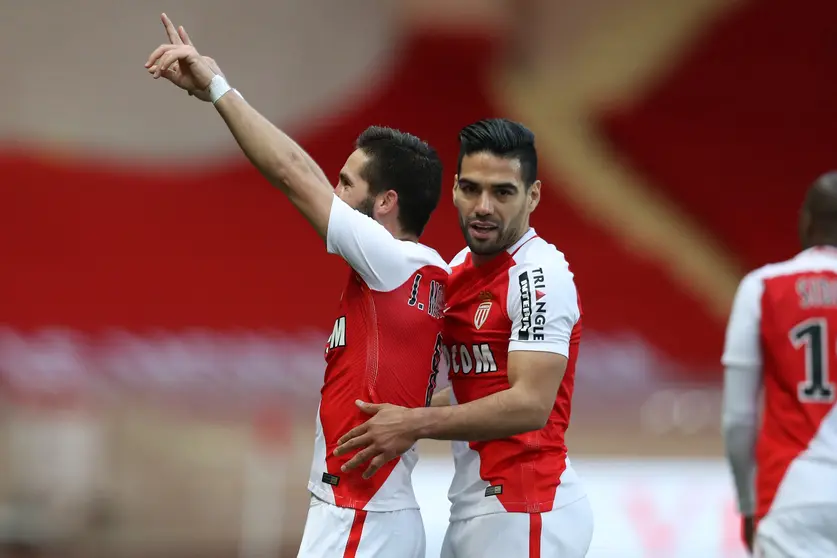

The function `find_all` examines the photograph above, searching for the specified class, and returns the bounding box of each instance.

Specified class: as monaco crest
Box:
[474,301,492,330]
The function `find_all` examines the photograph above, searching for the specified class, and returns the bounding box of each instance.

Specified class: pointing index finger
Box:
[161,13,182,45]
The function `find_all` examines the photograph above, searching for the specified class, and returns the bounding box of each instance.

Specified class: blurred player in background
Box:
[145,14,449,558]
[722,172,837,557]
[335,119,593,557]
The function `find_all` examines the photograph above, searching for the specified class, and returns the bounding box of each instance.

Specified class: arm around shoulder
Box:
[410,257,578,440]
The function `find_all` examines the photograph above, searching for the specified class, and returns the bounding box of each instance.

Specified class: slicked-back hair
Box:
[457,118,537,187]
[356,126,443,237]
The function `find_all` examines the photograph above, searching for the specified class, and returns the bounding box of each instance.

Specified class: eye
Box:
[497,189,513,198]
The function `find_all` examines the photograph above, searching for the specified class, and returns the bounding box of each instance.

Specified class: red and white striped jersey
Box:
[442,228,587,521]
[307,195,449,512]
[723,247,837,519]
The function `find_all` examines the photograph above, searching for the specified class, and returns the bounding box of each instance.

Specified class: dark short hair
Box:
[356,126,443,237]
[457,118,537,187]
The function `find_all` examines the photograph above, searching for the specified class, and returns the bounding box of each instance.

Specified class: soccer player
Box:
[722,172,837,557]
[334,119,594,557]
[145,14,449,558]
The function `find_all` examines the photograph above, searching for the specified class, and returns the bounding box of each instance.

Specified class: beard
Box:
[354,195,376,219]
[459,215,521,256]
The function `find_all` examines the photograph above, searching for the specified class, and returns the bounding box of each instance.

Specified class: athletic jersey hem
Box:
[448,492,588,522]
[307,482,420,513]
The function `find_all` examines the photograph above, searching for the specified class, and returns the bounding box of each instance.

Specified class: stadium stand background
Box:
[0,0,830,556]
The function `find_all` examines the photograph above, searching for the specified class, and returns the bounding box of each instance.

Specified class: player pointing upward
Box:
[335,119,593,557]
[722,172,837,557]
[145,14,449,558]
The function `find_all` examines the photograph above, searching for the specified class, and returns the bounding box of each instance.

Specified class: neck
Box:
[383,222,417,243]
[807,233,837,250]
[471,252,500,267]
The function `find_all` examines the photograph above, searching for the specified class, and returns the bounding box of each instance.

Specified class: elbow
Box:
[522,398,553,431]
[721,412,756,437]
[721,415,757,458]
[508,386,556,432]
[270,151,311,188]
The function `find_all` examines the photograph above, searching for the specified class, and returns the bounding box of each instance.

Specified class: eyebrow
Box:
[458,178,518,191]
[339,171,353,186]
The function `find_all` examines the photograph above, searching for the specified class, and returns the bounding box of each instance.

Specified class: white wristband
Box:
[207,74,236,104]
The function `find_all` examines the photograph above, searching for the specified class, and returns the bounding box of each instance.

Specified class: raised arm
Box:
[145,14,333,238]
[213,93,333,237]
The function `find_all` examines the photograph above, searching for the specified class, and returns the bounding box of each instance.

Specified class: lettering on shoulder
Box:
[327,316,347,353]
[407,273,446,319]
[518,267,548,341]
[797,277,837,308]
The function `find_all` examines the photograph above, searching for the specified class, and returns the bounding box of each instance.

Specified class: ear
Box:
[452,174,459,203]
[528,180,542,212]
[378,189,399,216]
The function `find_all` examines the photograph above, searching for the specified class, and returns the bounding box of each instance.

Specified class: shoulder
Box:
[505,235,579,317]
[408,242,451,275]
[748,251,837,283]
[448,247,470,270]
[733,254,814,301]
[509,235,575,285]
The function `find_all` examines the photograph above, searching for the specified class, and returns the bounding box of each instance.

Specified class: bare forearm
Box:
[214,92,330,199]
[430,386,452,407]
[412,388,547,441]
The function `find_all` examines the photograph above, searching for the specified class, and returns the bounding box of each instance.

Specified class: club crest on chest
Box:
[474,291,494,330]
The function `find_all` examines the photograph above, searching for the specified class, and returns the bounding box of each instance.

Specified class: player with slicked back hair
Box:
[723,172,837,557]
[337,118,594,557]
[144,13,450,558]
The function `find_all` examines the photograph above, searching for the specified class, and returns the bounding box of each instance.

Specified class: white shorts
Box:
[297,495,425,558]
[440,496,593,558]
[755,505,837,558]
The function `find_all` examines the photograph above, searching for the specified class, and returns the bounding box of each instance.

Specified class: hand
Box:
[333,400,419,479]
[742,515,755,553]
[145,13,219,100]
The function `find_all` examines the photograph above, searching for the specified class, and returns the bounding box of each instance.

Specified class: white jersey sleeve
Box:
[325,194,448,291]
[721,270,765,517]
[507,249,580,357]
[722,363,761,516]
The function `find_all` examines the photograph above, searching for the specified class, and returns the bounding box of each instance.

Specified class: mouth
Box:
[468,221,498,241]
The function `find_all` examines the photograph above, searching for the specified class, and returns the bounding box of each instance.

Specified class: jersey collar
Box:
[507,228,537,256]
[801,245,837,259]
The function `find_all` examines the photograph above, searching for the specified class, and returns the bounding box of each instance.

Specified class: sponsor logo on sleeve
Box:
[519,268,548,341]
[518,272,532,340]
[532,267,547,341]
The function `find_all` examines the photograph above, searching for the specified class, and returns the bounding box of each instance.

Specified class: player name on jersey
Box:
[797,276,837,308]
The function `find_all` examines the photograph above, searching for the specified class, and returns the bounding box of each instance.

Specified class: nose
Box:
[475,191,494,216]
